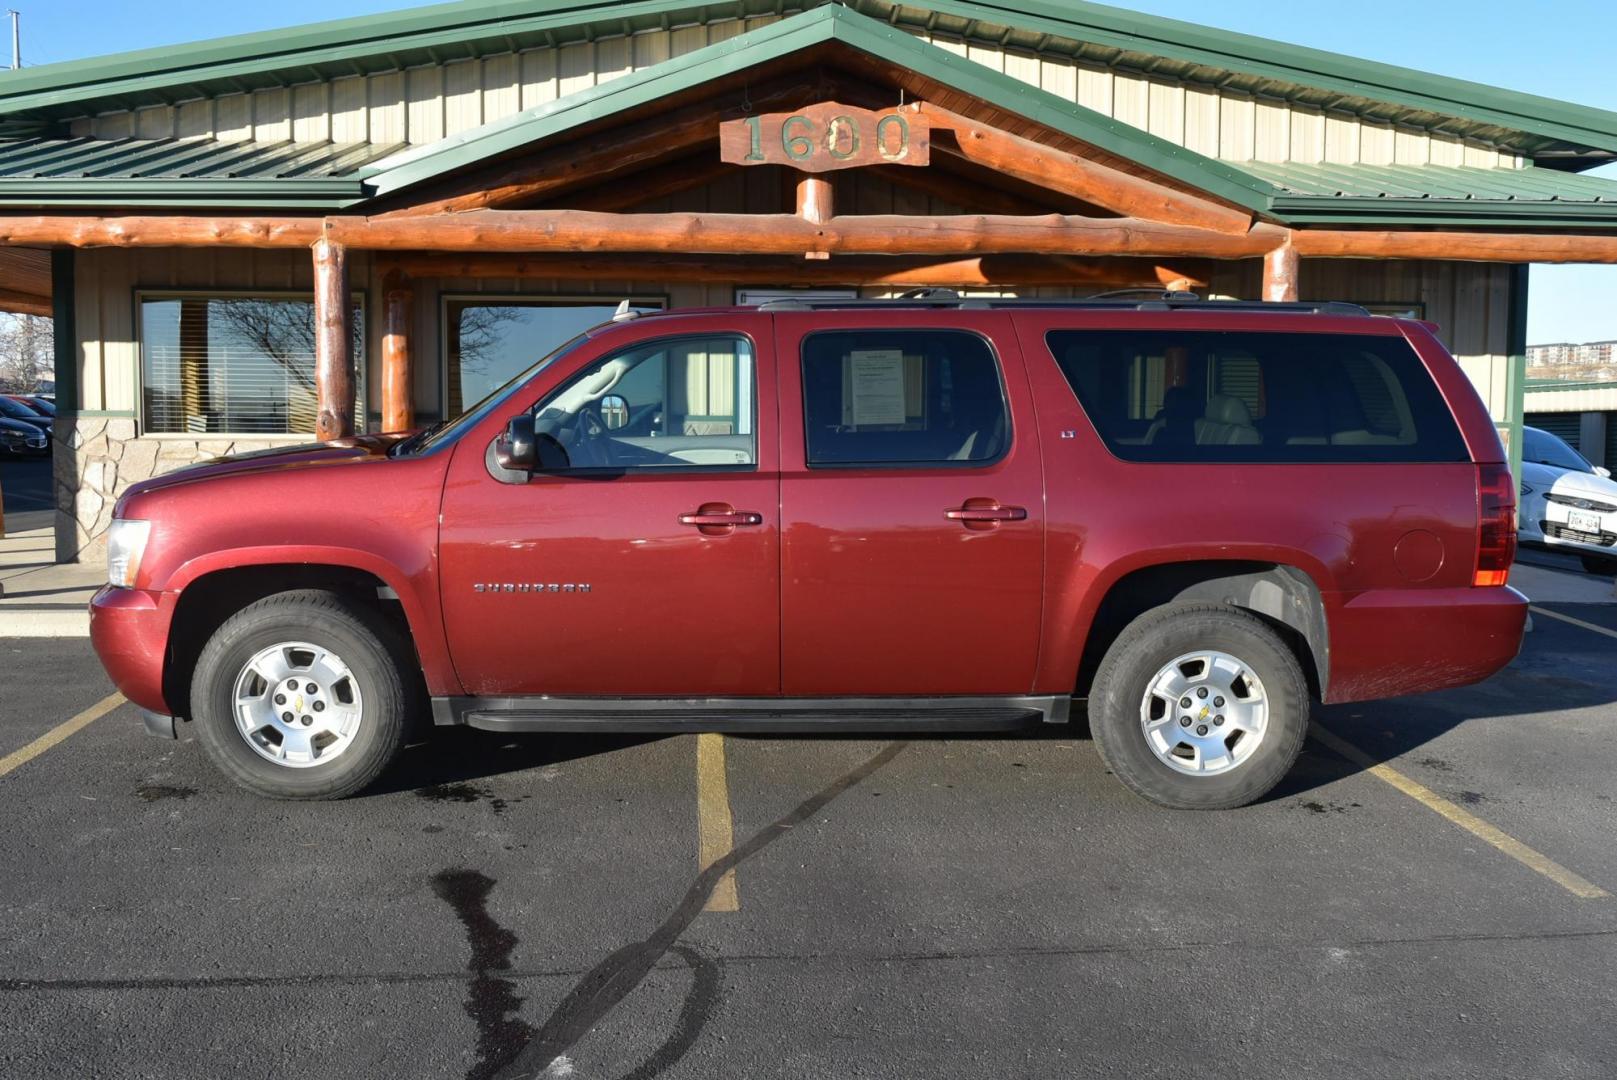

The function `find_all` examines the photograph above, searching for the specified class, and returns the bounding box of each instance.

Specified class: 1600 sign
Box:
[719,102,930,172]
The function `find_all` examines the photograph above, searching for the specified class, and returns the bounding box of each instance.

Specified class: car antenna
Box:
[611,299,639,322]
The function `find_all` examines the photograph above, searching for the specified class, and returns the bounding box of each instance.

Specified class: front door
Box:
[775,312,1046,696]
[439,318,779,697]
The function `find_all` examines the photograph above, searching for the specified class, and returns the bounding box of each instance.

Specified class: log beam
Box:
[8,212,1617,266]
[1263,240,1300,302]
[382,270,415,433]
[380,252,1213,289]
[312,237,354,442]
[920,103,1255,236]
[323,210,1287,259]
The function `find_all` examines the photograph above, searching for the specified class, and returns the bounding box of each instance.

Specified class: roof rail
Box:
[752,292,1372,317]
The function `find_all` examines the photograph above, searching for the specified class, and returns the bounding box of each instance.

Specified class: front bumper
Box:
[89,585,178,716]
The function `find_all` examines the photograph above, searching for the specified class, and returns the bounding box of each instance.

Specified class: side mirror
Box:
[1599,466,1613,480]
[600,393,629,430]
[495,414,537,471]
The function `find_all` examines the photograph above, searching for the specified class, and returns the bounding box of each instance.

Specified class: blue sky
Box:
[17,0,1617,345]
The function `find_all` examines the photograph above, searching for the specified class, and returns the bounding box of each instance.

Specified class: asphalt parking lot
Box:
[2,539,1617,1078]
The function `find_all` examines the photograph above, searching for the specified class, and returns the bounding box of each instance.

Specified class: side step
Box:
[432,695,1071,733]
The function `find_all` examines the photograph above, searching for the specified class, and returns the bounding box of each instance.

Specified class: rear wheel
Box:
[1088,604,1309,810]
[1580,554,1617,577]
[190,589,413,799]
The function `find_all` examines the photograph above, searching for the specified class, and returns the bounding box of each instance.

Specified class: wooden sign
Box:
[720,102,930,172]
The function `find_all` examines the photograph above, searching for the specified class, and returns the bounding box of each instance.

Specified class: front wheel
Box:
[1088,604,1310,810]
[190,589,414,799]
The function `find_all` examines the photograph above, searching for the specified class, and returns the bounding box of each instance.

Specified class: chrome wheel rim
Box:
[231,641,364,769]
[1139,650,1268,777]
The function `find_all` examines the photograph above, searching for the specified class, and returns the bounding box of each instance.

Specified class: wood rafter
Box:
[393,76,815,217]
[918,103,1255,236]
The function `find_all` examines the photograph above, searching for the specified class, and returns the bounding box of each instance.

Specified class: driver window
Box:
[531,335,756,470]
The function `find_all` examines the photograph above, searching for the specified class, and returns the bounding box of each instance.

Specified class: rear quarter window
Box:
[1046,329,1468,464]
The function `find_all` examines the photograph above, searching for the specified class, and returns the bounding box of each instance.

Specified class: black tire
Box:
[190,589,414,800]
[1580,554,1617,577]
[1088,603,1309,811]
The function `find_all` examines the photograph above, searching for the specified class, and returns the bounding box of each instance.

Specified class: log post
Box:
[381,270,415,433]
[1263,240,1300,303]
[797,175,833,261]
[312,236,355,442]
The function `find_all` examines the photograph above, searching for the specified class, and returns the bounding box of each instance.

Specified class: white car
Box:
[1519,426,1617,575]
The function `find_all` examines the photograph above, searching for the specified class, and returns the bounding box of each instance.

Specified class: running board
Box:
[431,695,1071,733]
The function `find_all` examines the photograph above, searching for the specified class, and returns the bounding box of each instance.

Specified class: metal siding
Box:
[63,13,1527,171]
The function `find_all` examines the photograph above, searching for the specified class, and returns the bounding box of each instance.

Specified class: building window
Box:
[445,296,665,418]
[140,294,364,436]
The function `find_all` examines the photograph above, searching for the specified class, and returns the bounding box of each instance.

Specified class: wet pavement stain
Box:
[417,783,532,815]
[1299,799,1361,814]
[1457,790,1488,806]
[135,784,197,803]
[1417,757,1456,773]
[431,869,536,1080]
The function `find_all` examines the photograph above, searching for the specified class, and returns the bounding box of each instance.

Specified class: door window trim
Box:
[797,327,1013,471]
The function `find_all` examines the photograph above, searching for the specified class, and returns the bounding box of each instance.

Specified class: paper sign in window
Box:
[847,349,908,426]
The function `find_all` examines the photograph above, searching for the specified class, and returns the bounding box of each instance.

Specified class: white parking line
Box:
[1530,605,1617,642]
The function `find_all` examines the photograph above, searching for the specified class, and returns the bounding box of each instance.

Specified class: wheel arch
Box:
[1073,560,1329,701]
[163,556,434,720]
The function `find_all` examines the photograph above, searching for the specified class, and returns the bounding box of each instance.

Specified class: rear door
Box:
[775,311,1045,696]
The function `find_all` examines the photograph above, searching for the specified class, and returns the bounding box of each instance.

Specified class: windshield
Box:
[400,331,594,456]
[1523,427,1593,473]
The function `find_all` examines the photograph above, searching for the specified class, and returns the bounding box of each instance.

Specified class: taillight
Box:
[1475,463,1517,587]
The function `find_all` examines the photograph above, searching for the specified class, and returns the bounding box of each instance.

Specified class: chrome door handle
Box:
[679,510,764,527]
[945,504,1028,523]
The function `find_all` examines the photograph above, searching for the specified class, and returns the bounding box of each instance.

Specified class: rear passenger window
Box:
[1047,330,1468,464]
[801,330,1009,466]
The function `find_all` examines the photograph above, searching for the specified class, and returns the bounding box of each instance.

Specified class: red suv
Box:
[90,296,1527,809]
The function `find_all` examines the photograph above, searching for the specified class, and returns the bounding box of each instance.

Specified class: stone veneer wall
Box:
[54,416,293,563]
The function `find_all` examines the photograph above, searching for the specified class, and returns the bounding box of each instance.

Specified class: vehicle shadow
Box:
[367,724,666,796]
[370,618,1615,804]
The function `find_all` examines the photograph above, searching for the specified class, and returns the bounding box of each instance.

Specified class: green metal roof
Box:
[1240,161,1617,227]
[0,135,400,208]
[2,0,1616,165]
[358,4,1278,213]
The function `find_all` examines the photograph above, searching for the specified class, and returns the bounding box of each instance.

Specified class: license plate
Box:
[1569,509,1603,534]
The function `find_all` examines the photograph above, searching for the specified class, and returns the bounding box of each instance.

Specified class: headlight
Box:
[107,519,151,588]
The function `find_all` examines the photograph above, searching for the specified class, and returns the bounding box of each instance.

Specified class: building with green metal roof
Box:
[7,0,1617,560]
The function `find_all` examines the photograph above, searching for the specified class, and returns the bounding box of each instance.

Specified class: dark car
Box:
[0,395,50,448]
[91,296,1526,808]
[0,414,48,455]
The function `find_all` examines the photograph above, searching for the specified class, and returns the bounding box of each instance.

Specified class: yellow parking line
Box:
[1530,605,1617,642]
[695,733,739,912]
[1309,723,1609,900]
[0,691,125,779]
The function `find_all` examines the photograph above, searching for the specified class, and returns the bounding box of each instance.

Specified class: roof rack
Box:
[752,289,1371,317]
